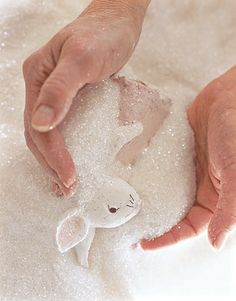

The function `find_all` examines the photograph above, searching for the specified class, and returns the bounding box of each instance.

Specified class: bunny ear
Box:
[112,123,143,158]
[75,227,95,268]
[56,208,88,253]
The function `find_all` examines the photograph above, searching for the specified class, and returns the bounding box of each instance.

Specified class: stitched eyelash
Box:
[126,194,135,208]
[129,194,134,204]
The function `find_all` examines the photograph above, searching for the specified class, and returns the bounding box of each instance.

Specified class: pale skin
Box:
[23,0,236,250]
[23,0,150,196]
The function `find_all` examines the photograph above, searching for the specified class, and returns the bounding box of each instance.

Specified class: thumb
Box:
[208,176,236,249]
[31,56,90,132]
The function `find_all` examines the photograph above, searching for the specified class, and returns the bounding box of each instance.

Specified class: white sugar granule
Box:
[60,77,195,248]
[1,0,236,300]
[0,77,196,301]
[55,77,196,299]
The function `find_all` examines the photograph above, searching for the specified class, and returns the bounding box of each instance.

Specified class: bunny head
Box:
[84,177,141,228]
[56,178,141,254]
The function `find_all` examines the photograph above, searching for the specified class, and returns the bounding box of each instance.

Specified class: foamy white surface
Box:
[1,1,236,300]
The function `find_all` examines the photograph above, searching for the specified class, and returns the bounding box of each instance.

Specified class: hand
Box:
[141,66,236,250]
[23,1,148,196]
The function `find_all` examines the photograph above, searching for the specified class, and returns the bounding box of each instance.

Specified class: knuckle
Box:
[42,76,68,101]
[63,37,106,80]
[22,52,40,78]
[67,48,106,82]
[63,38,94,64]
[71,43,90,57]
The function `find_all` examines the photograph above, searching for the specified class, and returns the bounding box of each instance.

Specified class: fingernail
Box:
[131,242,142,250]
[67,182,78,198]
[32,104,55,132]
[212,232,228,250]
[63,177,77,189]
[64,180,78,197]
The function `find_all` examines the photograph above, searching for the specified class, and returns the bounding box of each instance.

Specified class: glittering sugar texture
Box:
[59,77,195,245]
[2,0,236,300]
[56,76,195,268]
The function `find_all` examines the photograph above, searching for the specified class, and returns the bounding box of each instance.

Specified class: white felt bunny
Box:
[56,121,143,268]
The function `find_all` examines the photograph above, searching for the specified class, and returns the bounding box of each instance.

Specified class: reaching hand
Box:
[141,66,236,250]
[23,1,147,196]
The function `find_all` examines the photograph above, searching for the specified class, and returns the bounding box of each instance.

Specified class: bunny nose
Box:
[109,207,117,213]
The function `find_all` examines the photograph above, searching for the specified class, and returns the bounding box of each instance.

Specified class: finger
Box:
[141,205,212,250]
[31,55,90,132]
[25,129,76,197]
[51,182,64,197]
[30,126,77,188]
[24,65,77,191]
[25,112,61,185]
[208,174,236,249]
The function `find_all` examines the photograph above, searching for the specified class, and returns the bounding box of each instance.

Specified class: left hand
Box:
[23,1,147,197]
[141,66,236,250]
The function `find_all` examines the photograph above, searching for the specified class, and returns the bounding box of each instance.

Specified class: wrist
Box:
[88,0,150,16]
[81,0,150,37]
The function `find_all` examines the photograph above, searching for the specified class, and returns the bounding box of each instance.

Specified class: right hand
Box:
[141,66,236,251]
[23,1,148,196]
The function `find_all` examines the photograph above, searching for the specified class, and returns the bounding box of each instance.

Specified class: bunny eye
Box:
[109,207,117,213]
[108,205,119,214]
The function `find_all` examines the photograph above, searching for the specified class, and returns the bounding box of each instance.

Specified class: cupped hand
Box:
[141,66,236,250]
[23,1,146,196]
